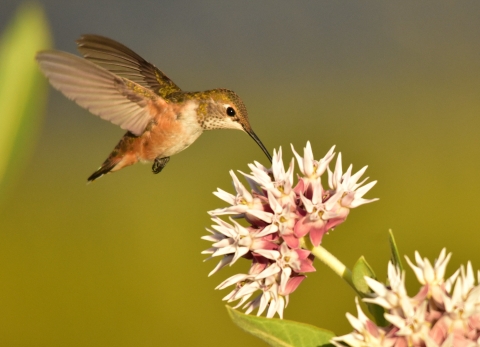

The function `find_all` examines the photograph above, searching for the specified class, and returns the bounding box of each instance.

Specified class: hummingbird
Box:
[35,34,272,182]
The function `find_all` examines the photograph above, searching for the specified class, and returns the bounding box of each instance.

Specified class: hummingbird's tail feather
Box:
[87,158,121,182]
[87,148,139,182]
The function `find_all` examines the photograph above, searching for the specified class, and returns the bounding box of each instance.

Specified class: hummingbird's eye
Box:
[226,107,236,117]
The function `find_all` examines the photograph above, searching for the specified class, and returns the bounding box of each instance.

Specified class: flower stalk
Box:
[308,241,355,290]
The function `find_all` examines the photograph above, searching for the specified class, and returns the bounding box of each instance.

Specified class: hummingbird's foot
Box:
[152,156,170,174]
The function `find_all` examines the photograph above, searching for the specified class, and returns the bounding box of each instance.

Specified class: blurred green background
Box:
[1,1,480,346]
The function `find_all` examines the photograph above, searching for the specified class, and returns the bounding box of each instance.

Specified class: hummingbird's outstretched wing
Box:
[36,50,167,136]
[76,35,182,99]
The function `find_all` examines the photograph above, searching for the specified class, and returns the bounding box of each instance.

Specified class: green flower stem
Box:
[301,237,355,291]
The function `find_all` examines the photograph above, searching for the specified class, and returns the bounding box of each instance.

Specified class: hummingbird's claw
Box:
[152,156,170,174]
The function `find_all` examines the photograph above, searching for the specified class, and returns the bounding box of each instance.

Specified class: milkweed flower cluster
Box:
[332,249,480,347]
[201,142,378,318]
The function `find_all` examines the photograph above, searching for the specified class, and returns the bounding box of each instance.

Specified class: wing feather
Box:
[36,50,165,136]
[76,34,182,99]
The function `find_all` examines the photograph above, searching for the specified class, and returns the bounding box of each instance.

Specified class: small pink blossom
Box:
[254,243,315,292]
[201,217,276,276]
[295,179,343,246]
[291,142,336,193]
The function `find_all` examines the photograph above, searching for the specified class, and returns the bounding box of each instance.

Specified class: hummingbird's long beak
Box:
[245,129,272,163]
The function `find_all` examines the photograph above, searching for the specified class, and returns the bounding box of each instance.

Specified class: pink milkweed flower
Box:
[291,142,336,196]
[295,179,343,246]
[334,249,480,347]
[332,297,396,347]
[204,141,377,318]
[405,249,453,306]
[328,153,378,209]
[243,147,297,208]
[210,170,270,225]
[202,217,277,276]
[254,242,315,292]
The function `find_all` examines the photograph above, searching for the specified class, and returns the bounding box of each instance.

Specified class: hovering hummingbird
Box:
[35,35,272,182]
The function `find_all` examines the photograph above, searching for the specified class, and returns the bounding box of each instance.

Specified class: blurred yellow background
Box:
[1,1,480,346]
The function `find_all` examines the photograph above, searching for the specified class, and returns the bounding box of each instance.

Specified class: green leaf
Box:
[366,300,388,327]
[351,257,387,327]
[351,256,376,296]
[0,2,51,203]
[227,306,335,347]
[388,229,403,272]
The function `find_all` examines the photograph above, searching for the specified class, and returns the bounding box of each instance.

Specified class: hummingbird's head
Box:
[195,89,272,162]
